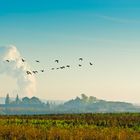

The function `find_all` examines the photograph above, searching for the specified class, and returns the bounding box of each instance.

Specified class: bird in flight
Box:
[26,71,32,75]
[60,66,65,69]
[32,71,38,74]
[51,68,55,70]
[21,58,25,62]
[36,60,40,63]
[78,64,82,67]
[41,70,44,72]
[79,58,83,61]
[89,62,93,66]
[6,60,10,62]
[66,65,70,68]
[55,60,59,63]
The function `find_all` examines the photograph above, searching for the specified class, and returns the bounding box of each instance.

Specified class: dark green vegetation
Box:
[1,94,139,115]
[0,113,140,140]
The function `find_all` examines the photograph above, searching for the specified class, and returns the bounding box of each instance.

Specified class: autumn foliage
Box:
[0,113,140,140]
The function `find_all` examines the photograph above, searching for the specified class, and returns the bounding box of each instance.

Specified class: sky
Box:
[0,0,140,103]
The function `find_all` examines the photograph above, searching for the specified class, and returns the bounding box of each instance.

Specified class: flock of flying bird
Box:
[5,58,93,75]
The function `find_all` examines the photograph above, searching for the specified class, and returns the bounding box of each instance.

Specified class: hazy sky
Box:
[0,0,140,103]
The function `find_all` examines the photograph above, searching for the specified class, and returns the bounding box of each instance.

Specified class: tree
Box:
[46,102,50,109]
[15,94,21,104]
[89,96,97,103]
[5,94,10,105]
[81,94,88,102]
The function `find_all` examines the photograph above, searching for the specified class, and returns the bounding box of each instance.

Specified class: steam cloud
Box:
[0,45,36,97]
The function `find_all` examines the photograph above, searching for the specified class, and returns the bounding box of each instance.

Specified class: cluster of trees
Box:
[1,94,139,115]
[5,94,44,105]
[3,94,50,115]
[59,94,138,113]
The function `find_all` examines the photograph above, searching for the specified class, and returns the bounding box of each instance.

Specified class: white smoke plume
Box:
[0,45,36,97]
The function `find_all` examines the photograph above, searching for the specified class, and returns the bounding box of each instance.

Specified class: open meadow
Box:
[0,113,140,140]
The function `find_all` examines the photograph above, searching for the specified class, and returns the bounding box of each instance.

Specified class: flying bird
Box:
[36,60,40,63]
[66,65,70,68]
[55,60,59,63]
[79,58,83,61]
[78,64,82,67]
[60,66,65,69]
[89,62,93,66]
[6,60,10,62]
[32,71,38,74]
[51,68,55,70]
[21,58,25,62]
[26,71,32,75]
[41,70,44,72]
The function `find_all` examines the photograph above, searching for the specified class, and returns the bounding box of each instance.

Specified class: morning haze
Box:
[0,0,140,104]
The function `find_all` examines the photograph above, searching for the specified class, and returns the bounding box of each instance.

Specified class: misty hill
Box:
[0,94,140,115]
[1,95,49,115]
[57,94,138,113]
[22,97,42,105]
[5,95,47,110]
[0,97,64,105]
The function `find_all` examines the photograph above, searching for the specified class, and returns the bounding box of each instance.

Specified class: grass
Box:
[0,113,140,140]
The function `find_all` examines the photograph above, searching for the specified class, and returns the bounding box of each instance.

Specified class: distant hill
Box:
[0,94,139,114]
[0,97,65,105]
[57,94,139,113]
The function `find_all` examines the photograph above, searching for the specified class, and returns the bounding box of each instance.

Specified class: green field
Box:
[0,113,140,140]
